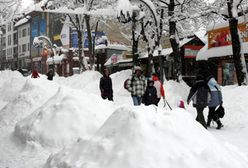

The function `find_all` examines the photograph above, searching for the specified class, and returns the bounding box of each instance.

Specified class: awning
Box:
[196,42,248,61]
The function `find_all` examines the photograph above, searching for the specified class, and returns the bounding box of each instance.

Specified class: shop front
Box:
[197,19,248,85]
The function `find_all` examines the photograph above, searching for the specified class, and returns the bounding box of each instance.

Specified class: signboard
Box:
[60,17,70,46]
[184,45,203,58]
[71,31,106,48]
[53,34,60,41]
[208,22,248,48]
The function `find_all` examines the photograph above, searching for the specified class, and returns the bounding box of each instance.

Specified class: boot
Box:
[216,120,224,129]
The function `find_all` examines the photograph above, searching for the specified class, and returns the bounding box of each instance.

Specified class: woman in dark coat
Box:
[99,69,113,101]
[187,76,211,129]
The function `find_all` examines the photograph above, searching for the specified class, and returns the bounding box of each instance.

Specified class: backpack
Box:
[124,76,134,90]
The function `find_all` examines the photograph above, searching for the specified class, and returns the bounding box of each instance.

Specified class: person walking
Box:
[142,78,157,106]
[187,75,211,129]
[152,73,165,106]
[126,66,146,106]
[31,69,40,78]
[99,68,113,101]
[206,75,224,129]
[46,69,54,81]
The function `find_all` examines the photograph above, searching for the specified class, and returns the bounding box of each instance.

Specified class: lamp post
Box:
[33,35,56,74]
[0,30,2,70]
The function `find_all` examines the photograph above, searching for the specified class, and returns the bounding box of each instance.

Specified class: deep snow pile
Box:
[0,70,248,168]
[0,70,26,104]
[0,78,58,128]
[44,106,248,168]
[15,86,114,148]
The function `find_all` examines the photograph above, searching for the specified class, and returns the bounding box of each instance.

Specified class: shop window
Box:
[222,63,237,85]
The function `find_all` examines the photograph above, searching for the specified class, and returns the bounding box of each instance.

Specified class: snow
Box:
[95,44,131,51]
[14,17,29,27]
[46,54,67,65]
[0,69,248,168]
[140,48,173,59]
[44,106,248,168]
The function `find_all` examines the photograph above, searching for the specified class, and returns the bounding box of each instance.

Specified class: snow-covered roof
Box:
[207,14,248,31]
[95,44,107,50]
[46,54,67,65]
[140,48,173,59]
[14,18,29,27]
[196,42,248,60]
[194,30,207,44]
[179,37,194,47]
[95,44,131,51]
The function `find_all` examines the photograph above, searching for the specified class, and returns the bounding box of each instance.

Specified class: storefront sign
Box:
[208,22,248,48]
[184,45,203,58]
[53,34,61,41]
[32,57,42,62]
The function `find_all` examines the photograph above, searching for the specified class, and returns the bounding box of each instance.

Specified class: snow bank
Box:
[0,78,58,128]
[55,71,102,92]
[44,106,248,168]
[0,70,26,102]
[15,86,114,148]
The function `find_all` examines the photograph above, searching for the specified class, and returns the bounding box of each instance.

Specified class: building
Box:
[15,17,31,70]
[2,22,18,70]
[197,16,248,85]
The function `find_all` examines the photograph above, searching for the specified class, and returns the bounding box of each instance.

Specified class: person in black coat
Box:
[187,75,211,129]
[142,79,157,106]
[46,69,54,81]
[99,69,113,101]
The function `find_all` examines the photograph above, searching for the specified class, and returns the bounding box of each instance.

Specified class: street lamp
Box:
[0,29,3,70]
[33,35,56,74]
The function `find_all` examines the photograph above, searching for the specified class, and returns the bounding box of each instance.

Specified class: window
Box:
[22,44,26,52]
[22,29,27,37]
[27,43,30,51]
[8,35,11,45]
[19,45,21,53]
[28,27,30,36]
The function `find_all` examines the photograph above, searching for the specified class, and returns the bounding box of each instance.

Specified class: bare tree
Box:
[0,0,22,23]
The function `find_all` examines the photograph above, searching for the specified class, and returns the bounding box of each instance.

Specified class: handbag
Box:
[215,105,225,118]
[214,86,225,118]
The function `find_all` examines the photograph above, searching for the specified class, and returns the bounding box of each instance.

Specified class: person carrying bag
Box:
[206,75,224,129]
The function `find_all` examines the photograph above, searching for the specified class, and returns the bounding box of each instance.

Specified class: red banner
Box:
[184,45,203,58]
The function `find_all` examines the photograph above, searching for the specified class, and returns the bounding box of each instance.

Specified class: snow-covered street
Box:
[0,70,248,168]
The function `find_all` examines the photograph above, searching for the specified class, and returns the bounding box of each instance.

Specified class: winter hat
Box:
[134,66,142,72]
